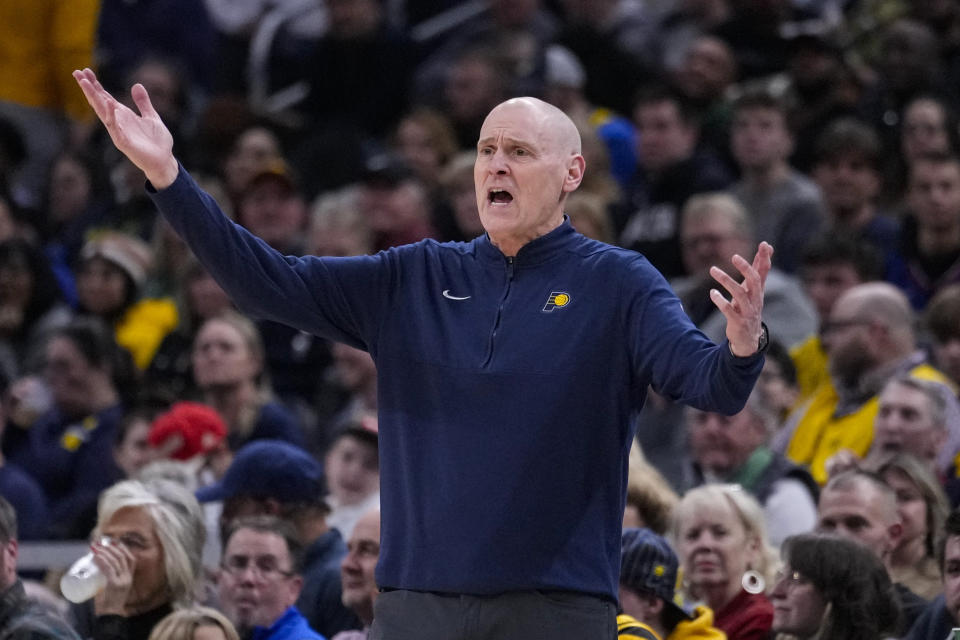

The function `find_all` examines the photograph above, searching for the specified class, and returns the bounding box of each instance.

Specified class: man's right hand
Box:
[73,68,180,189]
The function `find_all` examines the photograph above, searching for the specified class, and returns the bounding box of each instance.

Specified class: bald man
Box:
[785,281,953,483]
[74,69,772,639]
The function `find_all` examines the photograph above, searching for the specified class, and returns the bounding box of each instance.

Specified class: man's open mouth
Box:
[488,188,514,204]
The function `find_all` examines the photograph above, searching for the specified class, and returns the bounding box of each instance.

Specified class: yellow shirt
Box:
[786,363,951,484]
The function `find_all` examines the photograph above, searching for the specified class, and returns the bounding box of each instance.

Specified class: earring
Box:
[741,569,765,594]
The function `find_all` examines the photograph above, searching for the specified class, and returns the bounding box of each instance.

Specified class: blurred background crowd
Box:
[8,0,960,638]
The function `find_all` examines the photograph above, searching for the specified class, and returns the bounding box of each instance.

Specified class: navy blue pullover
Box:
[150,167,763,601]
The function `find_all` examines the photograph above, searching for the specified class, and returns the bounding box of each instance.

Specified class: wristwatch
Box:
[757,322,769,354]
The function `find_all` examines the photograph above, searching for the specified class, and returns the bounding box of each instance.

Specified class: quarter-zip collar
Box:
[474,216,579,267]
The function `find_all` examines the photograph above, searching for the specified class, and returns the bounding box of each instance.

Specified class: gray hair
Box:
[681,192,756,242]
[882,375,948,431]
[94,479,206,606]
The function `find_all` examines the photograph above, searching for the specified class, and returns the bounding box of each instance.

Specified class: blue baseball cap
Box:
[195,440,324,504]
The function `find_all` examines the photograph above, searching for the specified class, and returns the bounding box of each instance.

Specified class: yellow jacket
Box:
[669,606,727,640]
[0,0,99,119]
[618,614,661,640]
[115,298,178,370]
[790,334,829,405]
[618,606,727,640]
[785,362,951,483]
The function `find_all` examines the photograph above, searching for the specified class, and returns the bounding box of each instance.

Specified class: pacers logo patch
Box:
[542,291,572,312]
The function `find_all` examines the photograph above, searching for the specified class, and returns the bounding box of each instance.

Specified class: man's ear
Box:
[648,594,665,616]
[562,155,586,194]
[287,574,304,604]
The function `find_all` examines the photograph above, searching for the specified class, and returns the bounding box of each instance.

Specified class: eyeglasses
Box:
[774,568,809,588]
[220,555,295,580]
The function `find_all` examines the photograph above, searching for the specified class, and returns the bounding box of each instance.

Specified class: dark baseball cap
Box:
[620,528,693,620]
[195,440,323,504]
[244,160,299,196]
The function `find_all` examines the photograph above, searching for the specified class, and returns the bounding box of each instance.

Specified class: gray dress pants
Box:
[369,589,617,640]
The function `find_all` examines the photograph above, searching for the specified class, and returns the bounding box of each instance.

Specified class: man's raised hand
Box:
[73,68,179,189]
[710,241,774,357]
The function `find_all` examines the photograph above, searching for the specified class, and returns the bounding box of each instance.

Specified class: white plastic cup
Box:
[60,538,110,603]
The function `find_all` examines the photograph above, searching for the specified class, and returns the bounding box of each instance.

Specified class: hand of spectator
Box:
[825,448,862,478]
[92,538,136,616]
[72,68,180,189]
[7,376,52,428]
[710,241,773,357]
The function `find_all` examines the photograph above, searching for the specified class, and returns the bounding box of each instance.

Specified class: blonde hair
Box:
[681,192,754,240]
[395,108,459,167]
[196,311,264,374]
[148,606,240,640]
[94,479,206,606]
[565,191,614,244]
[672,484,779,591]
[439,151,476,192]
[625,442,678,535]
[308,186,372,256]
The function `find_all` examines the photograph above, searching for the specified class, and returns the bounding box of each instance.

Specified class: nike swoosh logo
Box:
[442,290,471,300]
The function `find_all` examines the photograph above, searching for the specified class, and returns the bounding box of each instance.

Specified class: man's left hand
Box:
[709,241,773,357]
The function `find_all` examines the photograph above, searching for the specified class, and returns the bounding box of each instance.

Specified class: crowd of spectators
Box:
[10,0,960,638]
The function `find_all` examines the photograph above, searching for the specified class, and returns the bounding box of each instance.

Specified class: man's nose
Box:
[488,150,509,174]
[833,525,853,540]
[885,420,903,433]
[236,568,258,585]
[342,555,360,573]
